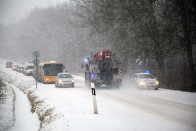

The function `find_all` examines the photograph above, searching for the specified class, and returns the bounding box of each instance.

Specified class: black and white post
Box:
[91,82,98,114]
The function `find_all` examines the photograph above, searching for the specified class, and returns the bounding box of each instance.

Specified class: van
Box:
[24,63,34,76]
[6,61,13,68]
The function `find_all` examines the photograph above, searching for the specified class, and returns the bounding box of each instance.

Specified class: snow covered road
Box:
[97,88,196,131]
[0,59,196,131]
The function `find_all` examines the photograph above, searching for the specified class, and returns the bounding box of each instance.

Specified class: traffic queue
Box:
[5,56,160,90]
[5,61,74,88]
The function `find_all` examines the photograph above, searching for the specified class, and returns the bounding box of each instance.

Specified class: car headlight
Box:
[155,81,159,85]
[139,81,146,86]
[58,80,64,84]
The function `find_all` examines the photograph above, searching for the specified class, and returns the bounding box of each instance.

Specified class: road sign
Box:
[32,51,40,58]
[32,51,40,89]
[33,59,40,66]
[136,58,142,65]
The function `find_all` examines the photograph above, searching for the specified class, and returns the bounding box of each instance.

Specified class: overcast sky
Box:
[0,0,69,25]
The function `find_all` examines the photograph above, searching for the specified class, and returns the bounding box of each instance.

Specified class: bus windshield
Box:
[43,64,63,76]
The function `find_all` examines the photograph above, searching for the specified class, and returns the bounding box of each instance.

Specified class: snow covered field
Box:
[0,59,196,131]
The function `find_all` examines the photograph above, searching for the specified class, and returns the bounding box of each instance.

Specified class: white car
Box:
[131,73,159,90]
[55,73,74,87]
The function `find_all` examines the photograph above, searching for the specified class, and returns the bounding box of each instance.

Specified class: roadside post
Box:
[32,51,40,89]
[91,82,98,114]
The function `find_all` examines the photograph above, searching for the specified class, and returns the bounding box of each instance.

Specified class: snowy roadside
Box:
[0,70,58,131]
[0,77,15,131]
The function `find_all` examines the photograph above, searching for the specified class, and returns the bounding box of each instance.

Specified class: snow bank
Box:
[0,71,61,130]
[0,74,15,131]
[28,90,61,130]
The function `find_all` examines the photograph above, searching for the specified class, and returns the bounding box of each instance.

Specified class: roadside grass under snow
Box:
[0,77,15,131]
[0,71,58,130]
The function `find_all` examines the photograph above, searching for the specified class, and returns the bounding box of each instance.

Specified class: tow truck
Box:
[83,50,122,88]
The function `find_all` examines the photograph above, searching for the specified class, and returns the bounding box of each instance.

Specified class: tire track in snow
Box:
[97,89,196,130]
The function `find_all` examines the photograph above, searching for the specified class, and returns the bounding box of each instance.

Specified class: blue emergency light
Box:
[91,73,96,79]
[84,57,89,63]
[144,69,150,74]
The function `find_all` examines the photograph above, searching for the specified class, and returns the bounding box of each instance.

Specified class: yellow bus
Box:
[36,61,64,84]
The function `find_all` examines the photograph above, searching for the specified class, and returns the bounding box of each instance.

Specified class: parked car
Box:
[131,73,159,90]
[6,61,13,68]
[55,73,74,87]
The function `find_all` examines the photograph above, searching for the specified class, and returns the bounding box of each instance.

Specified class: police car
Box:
[131,73,159,90]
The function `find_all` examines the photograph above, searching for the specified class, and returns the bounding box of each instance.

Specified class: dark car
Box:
[6,61,13,68]
[16,65,21,72]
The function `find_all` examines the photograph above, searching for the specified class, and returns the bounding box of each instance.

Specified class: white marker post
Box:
[91,82,98,114]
